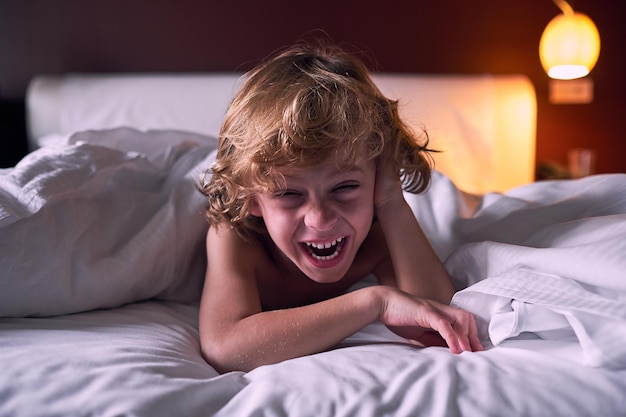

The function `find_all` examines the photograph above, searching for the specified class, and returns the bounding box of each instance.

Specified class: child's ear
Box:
[249,198,263,217]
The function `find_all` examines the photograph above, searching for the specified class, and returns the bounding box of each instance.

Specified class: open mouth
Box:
[303,237,346,261]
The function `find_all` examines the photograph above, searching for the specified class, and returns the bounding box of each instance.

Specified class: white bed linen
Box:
[1,129,625,416]
[1,301,625,417]
[444,176,626,369]
[0,129,217,317]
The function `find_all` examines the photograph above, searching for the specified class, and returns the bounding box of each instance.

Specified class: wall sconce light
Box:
[539,0,600,103]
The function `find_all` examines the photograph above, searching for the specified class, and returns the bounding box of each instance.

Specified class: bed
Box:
[1,73,625,417]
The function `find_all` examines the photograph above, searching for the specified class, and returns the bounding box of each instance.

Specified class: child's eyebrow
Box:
[341,165,364,172]
[281,165,365,180]
[338,166,366,175]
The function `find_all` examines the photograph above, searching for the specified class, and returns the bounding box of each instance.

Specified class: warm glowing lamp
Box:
[539,0,600,80]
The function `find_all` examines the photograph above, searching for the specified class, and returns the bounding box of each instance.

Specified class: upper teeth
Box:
[305,237,344,249]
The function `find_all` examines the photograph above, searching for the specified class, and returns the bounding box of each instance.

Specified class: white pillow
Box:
[0,128,217,317]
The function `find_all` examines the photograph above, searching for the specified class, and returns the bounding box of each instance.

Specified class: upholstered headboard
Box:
[26,73,536,194]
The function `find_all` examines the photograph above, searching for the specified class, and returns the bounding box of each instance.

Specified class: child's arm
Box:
[373,164,456,304]
[199,226,479,373]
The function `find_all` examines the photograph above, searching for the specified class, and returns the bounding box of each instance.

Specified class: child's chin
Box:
[302,261,351,284]
[313,270,345,282]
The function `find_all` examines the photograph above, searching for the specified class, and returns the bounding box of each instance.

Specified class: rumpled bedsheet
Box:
[0,128,218,317]
[1,126,625,374]
[443,176,626,369]
[1,128,626,417]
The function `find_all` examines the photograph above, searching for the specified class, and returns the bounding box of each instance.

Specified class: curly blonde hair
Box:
[198,42,435,239]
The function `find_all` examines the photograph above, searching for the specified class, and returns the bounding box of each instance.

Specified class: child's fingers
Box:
[433,307,484,353]
[467,315,485,351]
[451,308,485,352]
[428,316,463,354]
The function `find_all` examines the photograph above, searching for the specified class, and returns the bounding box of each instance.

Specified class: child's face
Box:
[250,158,376,284]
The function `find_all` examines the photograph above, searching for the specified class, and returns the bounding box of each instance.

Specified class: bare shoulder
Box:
[200,226,270,324]
[205,225,265,265]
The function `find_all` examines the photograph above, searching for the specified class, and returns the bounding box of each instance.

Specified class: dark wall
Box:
[1,0,624,174]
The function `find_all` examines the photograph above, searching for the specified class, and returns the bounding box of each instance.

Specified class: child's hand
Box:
[373,158,404,211]
[376,286,484,353]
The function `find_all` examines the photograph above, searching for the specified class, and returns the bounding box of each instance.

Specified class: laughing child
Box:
[197,41,483,373]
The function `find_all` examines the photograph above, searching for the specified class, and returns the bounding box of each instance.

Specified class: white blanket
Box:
[1,128,625,416]
[0,128,217,317]
[1,300,625,417]
[442,176,626,369]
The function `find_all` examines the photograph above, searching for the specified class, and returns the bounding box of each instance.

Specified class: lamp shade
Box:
[539,12,600,80]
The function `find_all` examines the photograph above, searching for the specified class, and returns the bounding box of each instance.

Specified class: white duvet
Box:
[1,128,625,417]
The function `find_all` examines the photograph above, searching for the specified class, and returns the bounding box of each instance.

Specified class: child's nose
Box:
[304,203,337,231]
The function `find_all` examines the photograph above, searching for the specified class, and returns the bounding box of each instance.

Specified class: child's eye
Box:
[273,189,302,199]
[333,183,359,193]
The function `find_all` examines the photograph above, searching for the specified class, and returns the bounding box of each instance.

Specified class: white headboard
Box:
[26,73,536,194]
